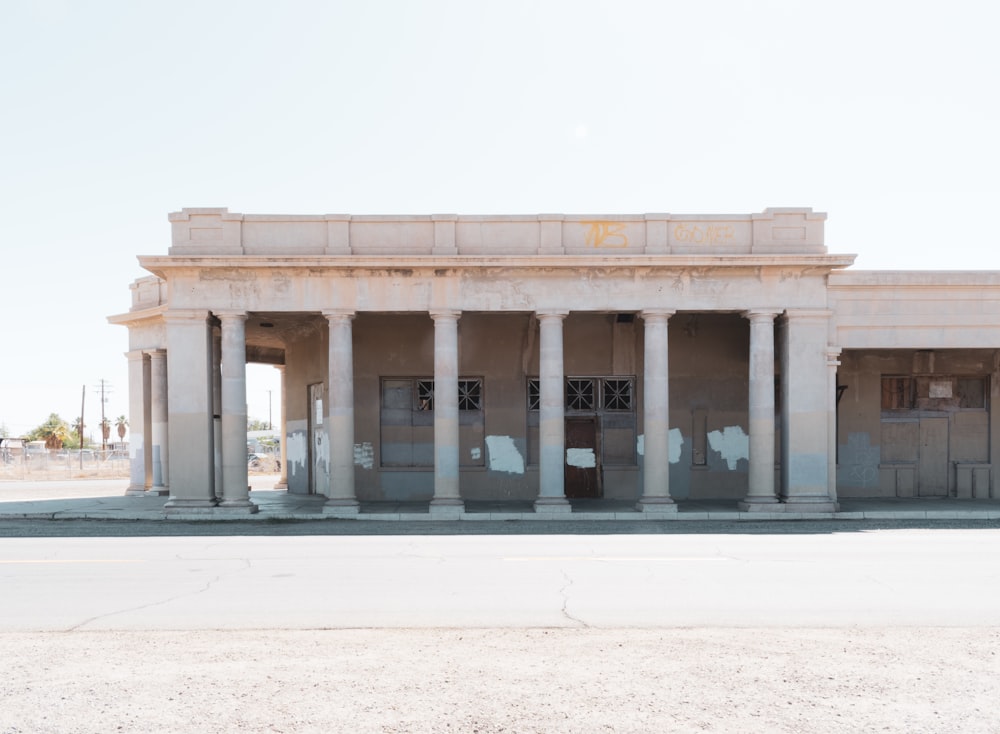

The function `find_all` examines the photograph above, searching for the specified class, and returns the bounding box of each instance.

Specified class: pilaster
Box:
[780,310,838,512]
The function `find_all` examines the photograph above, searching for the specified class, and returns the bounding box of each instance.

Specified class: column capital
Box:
[826,347,842,366]
[125,349,149,363]
[323,309,355,322]
[144,348,167,358]
[742,309,781,322]
[429,309,461,322]
[536,310,569,321]
[214,310,248,322]
[640,309,675,322]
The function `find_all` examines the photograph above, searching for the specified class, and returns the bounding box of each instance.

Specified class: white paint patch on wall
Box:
[669,428,683,464]
[566,447,596,468]
[287,431,308,468]
[354,442,374,470]
[636,430,684,463]
[470,447,481,461]
[485,435,524,474]
[707,426,749,470]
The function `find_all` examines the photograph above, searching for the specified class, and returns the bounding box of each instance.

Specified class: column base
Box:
[218,499,259,513]
[147,485,170,496]
[323,498,360,517]
[164,498,219,514]
[429,499,464,518]
[124,485,148,497]
[534,497,572,513]
[273,480,288,489]
[636,497,678,513]
[738,497,782,512]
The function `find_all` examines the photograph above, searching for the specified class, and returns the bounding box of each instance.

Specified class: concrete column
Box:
[273,364,288,489]
[535,311,571,512]
[739,310,780,511]
[780,310,838,512]
[323,311,360,515]
[148,349,169,495]
[637,310,677,512]
[124,350,149,496]
[218,312,256,512]
[430,310,464,516]
[163,310,217,511]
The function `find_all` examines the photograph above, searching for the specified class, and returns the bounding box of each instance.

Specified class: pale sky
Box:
[1,0,998,438]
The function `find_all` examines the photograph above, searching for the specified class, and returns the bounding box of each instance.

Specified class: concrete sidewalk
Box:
[2,475,1000,522]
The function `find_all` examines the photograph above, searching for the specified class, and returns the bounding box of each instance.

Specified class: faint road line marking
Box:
[0,559,145,564]
[502,556,730,562]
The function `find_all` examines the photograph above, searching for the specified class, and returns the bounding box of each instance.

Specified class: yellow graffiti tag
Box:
[673,223,735,245]
[584,221,629,248]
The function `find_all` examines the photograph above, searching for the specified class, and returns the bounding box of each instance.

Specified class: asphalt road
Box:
[2,526,999,631]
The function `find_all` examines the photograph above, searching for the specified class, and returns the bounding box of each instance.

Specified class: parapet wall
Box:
[168,207,827,257]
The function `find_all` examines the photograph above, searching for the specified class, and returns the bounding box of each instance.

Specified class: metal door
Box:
[918,417,949,497]
[565,417,601,498]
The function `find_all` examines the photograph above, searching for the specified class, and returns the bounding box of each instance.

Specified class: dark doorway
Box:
[565,417,601,498]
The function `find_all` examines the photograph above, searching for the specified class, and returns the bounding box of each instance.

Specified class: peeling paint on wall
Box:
[287,431,307,476]
[566,447,596,468]
[670,428,683,464]
[636,429,684,463]
[485,435,525,474]
[707,426,749,470]
[353,442,374,470]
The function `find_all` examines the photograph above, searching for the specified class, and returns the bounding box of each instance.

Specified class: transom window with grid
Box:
[408,379,483,411]
[527,377,634,412]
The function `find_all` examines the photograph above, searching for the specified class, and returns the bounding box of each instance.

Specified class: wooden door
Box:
[565,417,601,498]
[918,417,949,497]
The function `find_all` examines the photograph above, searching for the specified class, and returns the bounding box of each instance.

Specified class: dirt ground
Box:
[2,627,998,733]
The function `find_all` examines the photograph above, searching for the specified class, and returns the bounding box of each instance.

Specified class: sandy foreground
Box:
[2,627,998,733]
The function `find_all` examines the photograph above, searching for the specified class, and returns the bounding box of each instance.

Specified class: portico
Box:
[117,205,1000,517]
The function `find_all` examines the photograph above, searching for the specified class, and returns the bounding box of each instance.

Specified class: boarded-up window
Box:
[881,377,915,410]
[380,377,484,468]
[957,377,987,409]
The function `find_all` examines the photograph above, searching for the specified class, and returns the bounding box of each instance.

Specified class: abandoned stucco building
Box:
[109,207,1000,516]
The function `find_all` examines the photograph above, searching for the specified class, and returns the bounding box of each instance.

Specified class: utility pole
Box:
[79,385,85,471]
[94,379,112,454]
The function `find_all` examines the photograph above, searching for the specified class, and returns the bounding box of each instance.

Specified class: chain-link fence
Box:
[0,447,130,481]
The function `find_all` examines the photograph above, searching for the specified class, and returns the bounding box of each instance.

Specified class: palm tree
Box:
[115,415,128,441]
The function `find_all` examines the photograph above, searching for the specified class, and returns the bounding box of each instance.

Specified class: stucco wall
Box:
[280,311,756,502]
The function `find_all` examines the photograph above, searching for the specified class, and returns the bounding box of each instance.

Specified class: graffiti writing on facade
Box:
[673,224,736,245]
[583,221,629,248]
